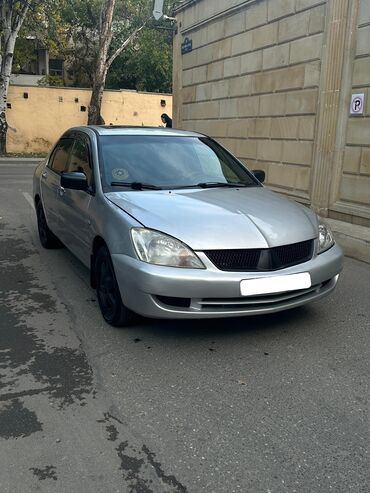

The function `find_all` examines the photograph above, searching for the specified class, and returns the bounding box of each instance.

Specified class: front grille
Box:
[204,239,314,271]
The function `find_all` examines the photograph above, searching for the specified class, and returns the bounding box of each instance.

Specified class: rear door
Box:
[58,134,94,266]
[40,138,74,237]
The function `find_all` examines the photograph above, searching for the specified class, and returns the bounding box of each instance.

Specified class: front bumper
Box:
[111,243,343,319]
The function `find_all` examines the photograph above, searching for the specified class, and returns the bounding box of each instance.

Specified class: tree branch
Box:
[106,20,147,70]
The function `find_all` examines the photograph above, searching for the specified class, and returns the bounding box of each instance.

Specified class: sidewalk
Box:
[0,157,43,165]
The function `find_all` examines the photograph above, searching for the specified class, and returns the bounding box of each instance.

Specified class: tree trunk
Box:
[88,71,107,125]
[87,0,115,125]
[0,1,31,154]
[0,38,16,155]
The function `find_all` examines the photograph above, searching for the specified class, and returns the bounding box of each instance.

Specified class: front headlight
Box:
[318,221,334,254]
[131,228,205,268]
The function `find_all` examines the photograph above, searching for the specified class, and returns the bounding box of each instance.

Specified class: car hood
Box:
[105,188,318,250]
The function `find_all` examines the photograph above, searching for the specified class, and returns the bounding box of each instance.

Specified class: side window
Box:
[68,139,93,186]
[49,139,74,174]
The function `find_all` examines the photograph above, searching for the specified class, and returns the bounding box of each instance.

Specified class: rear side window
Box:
[49,139,74,173]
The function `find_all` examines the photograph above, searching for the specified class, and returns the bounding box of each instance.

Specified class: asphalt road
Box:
[0,161,369,493]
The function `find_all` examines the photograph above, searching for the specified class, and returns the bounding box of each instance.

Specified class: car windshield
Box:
[99,135,259,191]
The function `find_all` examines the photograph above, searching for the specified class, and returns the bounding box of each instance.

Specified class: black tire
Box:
[36,202,61,249]
[95,246,136,327]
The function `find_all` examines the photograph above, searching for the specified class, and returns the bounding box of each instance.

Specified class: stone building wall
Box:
[334,0,370,226]
[173,0,370,259]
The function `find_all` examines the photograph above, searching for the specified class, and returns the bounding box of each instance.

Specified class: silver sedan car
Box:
[33,126,343,326]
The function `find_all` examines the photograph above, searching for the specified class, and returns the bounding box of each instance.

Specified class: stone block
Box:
[340,174,370,205]
[225,13,245,37]
[190,29,207,49]
[229,75,253,97]
[212,38,232,60]
[263,44,290,70]
[360,147,370,175]
[298,116,316,139]
[192,66,208,84]
[245,1,268,30]
[182,86,196,104]
[358,0,370,26]
[220,98,239,118]
[207,19,225,44]
[353,58,370,86]
[343,146,361,173]
[282,140,313,164]
[197,45,214,66]
[271,117,300,139]
[259,93,286,116]
[278,11,310,43]
[271,163,310,190]
[218,138,238,155]
[356,26,370,57]
[286,89,318,114]
[290,33,323,64]
[236,138,258,159]
[253,71,275,94]
[183,69,193,87]
[253,22,278,50]
[196,83,212,102]
[182,50,197,70]
[274,65,306,91]
[268,0,295,22]
[309,5,326,35]
[238,96,260,117]
[231,31,253,56]
[205,119,227,137]
[296,0,325,11]
[257,139,283,161]
[186,101,220,120]
[224,56,241,77]
[254,118,272,138]
[211,80,229,100]
[304,61,321,87]
[347,117,370,145]
[226,118,256,138]
[241,51,263,74]
[207,61,224,81]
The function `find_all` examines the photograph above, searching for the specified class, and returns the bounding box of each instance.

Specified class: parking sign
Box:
[350,94,365,115]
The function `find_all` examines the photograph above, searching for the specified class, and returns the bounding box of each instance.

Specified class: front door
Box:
[58,136,94,267]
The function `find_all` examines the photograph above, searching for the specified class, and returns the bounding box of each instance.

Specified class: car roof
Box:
[66,125,205,138]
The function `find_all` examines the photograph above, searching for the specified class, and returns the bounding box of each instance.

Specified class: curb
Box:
[0,157,43,162]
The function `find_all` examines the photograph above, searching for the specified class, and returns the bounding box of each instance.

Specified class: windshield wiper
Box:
[196,182,251,188]
[110,181,162,190]
[170,182,253,190]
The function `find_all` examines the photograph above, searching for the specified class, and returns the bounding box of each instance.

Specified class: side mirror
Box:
[61,172,88,191]
[252,169,265,183]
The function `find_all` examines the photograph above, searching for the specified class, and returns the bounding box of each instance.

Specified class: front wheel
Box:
[95,246,136,327]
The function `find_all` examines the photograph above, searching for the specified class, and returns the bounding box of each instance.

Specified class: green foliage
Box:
[13,0,176,93]
[37,75,64,86]
[107,27,173,93]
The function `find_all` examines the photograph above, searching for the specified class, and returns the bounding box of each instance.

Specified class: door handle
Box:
[41,171,47,179]
[58,186,66,197]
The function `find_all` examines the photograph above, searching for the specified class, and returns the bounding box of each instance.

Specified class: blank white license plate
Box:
[240,272,311,296]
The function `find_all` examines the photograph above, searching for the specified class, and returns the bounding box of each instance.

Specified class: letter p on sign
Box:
[350,94,365,115]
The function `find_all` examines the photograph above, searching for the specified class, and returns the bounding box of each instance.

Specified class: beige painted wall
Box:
[6,86,172,153]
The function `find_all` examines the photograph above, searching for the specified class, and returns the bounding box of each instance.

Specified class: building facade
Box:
[173,0,370,262]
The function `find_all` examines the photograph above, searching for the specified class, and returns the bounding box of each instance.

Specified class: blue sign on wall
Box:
[181,37,193,54]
